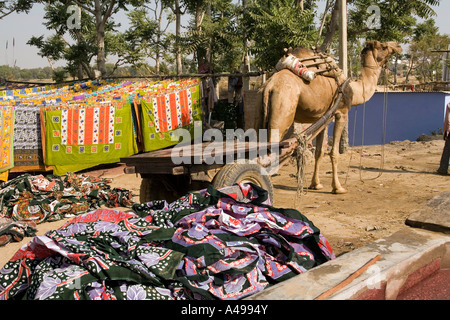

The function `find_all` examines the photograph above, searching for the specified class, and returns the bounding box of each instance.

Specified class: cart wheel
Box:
[212,162,274,203]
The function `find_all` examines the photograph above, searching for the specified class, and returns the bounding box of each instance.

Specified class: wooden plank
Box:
[10,165,53,173]
[314,254,382,300]
[122,141,283,162]
[121,140,293,176]
[133,164,187,175]
[123,166,136,174]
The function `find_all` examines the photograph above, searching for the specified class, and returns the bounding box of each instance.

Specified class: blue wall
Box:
[329,91,450,146]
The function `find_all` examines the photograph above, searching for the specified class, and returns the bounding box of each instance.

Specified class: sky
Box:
[1,1,449,70]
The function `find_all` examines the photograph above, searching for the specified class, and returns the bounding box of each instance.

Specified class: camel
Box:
[259,40,402,194]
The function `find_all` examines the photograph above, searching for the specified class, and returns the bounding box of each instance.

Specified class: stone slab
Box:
[246,228,450,300]
[405,192,450,234]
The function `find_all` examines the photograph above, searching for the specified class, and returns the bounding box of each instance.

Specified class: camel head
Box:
[361,40,402,68]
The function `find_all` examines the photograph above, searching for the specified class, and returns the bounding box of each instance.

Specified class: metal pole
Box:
[242,0,250,91]
[338,0,349,153]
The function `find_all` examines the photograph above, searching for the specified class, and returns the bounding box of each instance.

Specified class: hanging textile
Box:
[0,106,15,174]
[0,183,334,300]
[140,80,203,152]
[0,171,8,182]
[1,79,202,173]
[13,105,44,168]
[43,102,138,175]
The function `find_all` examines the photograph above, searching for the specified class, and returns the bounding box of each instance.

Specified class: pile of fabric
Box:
[0,183,334,300]
[0,217,37,248]
[0,172,135,246]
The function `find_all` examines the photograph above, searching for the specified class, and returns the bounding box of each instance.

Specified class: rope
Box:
[345,67,388,185]
[294,134,308,208]
[293,78,351,206]
[344,105,358,185]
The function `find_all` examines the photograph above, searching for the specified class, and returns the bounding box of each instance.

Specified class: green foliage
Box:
[0,65,64,81]
[244,0,317,71]
[407,19,450,83]
[347,0,440,44]
[7,0,446,82]
[0,0,33,19]
[182,0,243,72]
[211,100,238,130]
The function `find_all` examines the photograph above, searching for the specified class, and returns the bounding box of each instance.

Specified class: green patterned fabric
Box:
[140,82,202,152]
[43,103,138,175]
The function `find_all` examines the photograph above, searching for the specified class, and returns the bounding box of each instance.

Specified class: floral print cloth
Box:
[0,172,135,246]
[0,106,15,174]
[0,217,37,247]
[0,183,334,300]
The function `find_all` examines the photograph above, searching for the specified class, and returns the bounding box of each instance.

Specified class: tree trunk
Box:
[320,2,340,52]
[47,57,55,71]
[81,61,95,79]
[77,63,83,80]
[405,55,414,83]
[156,13,162,75]
[195,3,206,71]
[175,0,182,75]
[95,11,106,76]
[394,56,398,85]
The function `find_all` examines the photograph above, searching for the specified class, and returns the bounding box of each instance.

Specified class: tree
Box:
[28,2,99,79]
[318,0,440,52]
[122,3,174,75]
[142,0,174,74]
[0,0,33,19]
[406,19,450,83]
[68,0,133,76]
[182,0,244,73]
[164,0,187,75]
[244,0,317,71]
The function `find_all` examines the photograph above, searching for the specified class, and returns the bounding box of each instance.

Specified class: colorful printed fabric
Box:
[0,106,15,173]
[43,103,138,175]
[0,173,136,225]
[2,79,202,173]
[0,171,8,182]
[13,105,44,168]
[0,183,334,300]
[0,217,37,247]
[140,82,203,152]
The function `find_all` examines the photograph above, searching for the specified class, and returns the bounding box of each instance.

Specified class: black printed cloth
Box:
[0,183,334,300]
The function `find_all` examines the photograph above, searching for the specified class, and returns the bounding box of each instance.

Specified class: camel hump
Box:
[291,46,316,58]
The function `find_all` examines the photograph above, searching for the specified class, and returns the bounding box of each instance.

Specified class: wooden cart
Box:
[121,140,295,203]
[121,79,350,204]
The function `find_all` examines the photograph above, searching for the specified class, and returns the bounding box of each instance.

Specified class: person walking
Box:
[437,102,450,175]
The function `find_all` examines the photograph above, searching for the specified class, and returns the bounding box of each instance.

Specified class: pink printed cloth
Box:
[0,183,334,300]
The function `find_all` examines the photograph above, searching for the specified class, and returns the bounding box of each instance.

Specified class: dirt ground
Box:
[271,137,449,257]
[1,137,449,268]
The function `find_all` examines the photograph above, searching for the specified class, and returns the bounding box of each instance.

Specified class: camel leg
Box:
[330,112,348,194]
[267,92,298,143]
[309,129,325,190]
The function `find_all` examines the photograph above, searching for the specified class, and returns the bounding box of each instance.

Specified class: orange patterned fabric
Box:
[0,106,14,174]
